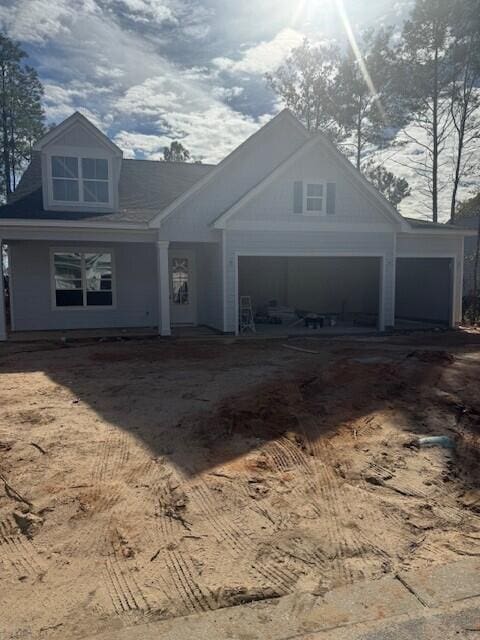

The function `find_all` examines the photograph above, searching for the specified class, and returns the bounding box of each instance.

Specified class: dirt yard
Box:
[0,331,479,639]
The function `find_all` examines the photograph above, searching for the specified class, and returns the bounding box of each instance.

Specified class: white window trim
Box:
[46,150,114,209]
[49,247,117,311]
[303,181,326,216]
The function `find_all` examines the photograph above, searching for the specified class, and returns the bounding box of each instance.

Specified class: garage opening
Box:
[395,257,453,327]
[238,256,381,335]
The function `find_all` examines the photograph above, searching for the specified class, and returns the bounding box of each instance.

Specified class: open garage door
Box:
[238,256,381,335]
[395,257,453,327]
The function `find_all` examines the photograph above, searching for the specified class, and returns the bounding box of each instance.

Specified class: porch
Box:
[0,231,222,341]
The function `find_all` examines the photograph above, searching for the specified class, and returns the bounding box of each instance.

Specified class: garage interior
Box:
[395,257,453,327]
[238,256,381,335]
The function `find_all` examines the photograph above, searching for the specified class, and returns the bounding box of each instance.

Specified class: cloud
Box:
[102,0,176,25]
[213,28,305,75]
[113,131,173,159]
[114,75,264,163]
[0,0,92,44]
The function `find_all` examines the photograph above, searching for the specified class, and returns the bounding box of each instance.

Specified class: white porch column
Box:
[0,240,6,341]
[157,240,171,336]
[379,253,396,332]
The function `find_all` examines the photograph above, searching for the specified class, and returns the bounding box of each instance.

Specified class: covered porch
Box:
[0,226,222,341]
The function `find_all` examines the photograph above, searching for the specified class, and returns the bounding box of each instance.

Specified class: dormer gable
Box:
[34,112,123,213]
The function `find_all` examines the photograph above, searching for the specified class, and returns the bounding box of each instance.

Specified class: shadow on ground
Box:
[0,331,479,486]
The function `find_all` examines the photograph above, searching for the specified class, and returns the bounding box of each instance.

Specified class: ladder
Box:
[239,296,256,334]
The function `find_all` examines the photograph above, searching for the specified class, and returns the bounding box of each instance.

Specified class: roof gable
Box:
[149,109,309,228]
[213,132,409,230]
[34,112,122,156]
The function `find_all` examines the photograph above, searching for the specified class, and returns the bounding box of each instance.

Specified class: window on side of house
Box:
[305,183,324,213]
[53,250,114,308]
[51,156,110,205]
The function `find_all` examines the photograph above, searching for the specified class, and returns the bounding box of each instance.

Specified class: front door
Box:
[169,250,197,325]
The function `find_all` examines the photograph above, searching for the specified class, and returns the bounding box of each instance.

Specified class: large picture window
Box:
[52,250,114,308]
[51,156,110,205]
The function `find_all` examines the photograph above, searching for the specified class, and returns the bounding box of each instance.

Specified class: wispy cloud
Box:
[213,28,304,75]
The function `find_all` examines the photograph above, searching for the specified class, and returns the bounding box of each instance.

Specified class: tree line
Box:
[267,0,480,222]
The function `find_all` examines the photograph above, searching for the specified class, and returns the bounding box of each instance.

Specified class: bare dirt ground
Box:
[0,330,479,639]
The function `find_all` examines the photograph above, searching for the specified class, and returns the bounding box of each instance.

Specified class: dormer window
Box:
[52,156,79,202]
[51,155,110,205]
[82,158,109,203]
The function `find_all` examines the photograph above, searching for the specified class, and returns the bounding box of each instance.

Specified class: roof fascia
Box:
[0,218,147,230]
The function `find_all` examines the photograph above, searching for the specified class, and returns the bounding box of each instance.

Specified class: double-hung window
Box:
[293,180,336,215]
[51,156,110,205]
[52,250,114,308]
[305,183,324,213]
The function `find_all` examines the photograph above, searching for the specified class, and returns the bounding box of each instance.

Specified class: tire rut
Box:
[0,517,44,578]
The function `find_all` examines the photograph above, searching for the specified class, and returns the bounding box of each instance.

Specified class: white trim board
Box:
[7,243,15,331]
[225,220,396,233]
[0,218,149,230]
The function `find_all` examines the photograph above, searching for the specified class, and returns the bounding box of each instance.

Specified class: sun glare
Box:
[334,0,387,121]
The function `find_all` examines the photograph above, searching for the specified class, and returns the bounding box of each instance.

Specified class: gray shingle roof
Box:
[402,216,472,231]
[0,152,214,224]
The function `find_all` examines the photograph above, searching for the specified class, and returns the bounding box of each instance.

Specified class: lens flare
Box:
[334,0,386,121]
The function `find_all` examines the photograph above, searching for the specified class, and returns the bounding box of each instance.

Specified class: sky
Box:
[0,0,477,221]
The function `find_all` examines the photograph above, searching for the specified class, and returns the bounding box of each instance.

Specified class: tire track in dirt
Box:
[69,427,152,615]
[104,547,150,614]
[191,480,299,596]
[150,467,215,616]
[0,517,44,578]
[298,421,375,584]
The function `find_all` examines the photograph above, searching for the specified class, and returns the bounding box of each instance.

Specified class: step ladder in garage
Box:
[239,296,256,334]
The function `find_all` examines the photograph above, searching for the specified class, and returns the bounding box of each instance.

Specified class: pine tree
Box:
[394,0,455,222]
[362,161,411,208]
[0,34,45,201]
[335,28,399,170]
[266,39,344,142]
[448,0,480,222]
[163,141,191,162]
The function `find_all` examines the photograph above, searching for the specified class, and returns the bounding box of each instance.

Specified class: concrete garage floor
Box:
[5,319,444,343]
[0,330,479,639]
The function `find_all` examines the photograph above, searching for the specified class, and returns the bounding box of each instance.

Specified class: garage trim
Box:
[233,250,387,336]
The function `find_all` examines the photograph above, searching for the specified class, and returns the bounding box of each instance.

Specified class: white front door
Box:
[169,250,197,325]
